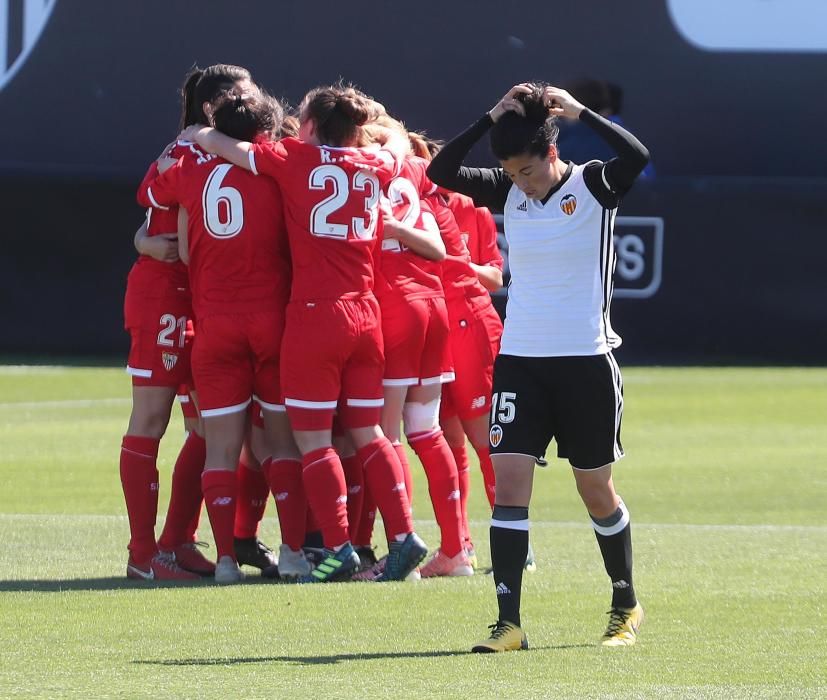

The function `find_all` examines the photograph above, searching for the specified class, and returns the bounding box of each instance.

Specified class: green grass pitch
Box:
[0,365,825,699]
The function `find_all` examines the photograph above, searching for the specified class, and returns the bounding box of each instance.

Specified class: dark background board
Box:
[1,0,825,363]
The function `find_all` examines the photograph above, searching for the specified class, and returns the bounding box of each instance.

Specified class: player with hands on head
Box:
[427,82,649,651]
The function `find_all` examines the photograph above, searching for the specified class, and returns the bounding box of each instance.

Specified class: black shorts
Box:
[488,353,624,469]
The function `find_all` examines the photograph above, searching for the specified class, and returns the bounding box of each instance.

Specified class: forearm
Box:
[470,262,503,292]
[579,109,650,189]
[385,220,446,262]
[194,128,254,171]
[426,115,509,211]
[134,220,149,254]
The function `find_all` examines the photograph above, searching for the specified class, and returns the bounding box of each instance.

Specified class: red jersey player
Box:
[141,90,295,584]
[183,84,429,583]
[120,65,256,582]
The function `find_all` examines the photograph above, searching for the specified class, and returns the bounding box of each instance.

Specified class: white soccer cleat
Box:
[278,544,312,579]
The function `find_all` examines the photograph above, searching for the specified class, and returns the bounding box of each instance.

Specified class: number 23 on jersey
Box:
[309,164,380,240]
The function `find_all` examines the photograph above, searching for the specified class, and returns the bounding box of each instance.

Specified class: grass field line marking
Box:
[0,513,825,533]
[0,398,131,410]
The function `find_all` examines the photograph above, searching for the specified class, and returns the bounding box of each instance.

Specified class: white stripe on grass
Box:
[0,513,825,533]
[0,398,130,410]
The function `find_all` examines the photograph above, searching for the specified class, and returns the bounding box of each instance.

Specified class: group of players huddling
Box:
[121,63,648,653]
[121,64,503,592]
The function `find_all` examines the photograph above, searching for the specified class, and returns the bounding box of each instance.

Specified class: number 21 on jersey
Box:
[309,164,380,240]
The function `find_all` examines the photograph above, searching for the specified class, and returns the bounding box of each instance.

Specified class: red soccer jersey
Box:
[444,191,503,270]
[374,156,443,301]
[139,144,290,319]
[427,194,489,302]
[248,137,399,301]
[132,141,197,293]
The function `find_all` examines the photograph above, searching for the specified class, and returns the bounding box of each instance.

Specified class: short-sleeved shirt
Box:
[140,144,290,319]
[248,137,399,302]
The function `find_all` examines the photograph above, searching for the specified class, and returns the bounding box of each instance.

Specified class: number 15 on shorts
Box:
[491,392,516,424]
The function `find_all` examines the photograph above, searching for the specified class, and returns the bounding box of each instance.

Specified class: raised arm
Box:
[426,85,532,212]
[180,125,255,171]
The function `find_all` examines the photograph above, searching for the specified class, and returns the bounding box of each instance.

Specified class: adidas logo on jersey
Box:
[517,201,528,211]
[495,582,511,595]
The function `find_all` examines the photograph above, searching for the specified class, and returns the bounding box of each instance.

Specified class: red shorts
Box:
[381,295,453,387]
[440,293,503,421]
[124,285,194,388]
[192,310,284,417]
[176,385,198,420]
[282,295,384,431]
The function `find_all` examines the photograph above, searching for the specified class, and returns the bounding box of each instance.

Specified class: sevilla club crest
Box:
[162,352,178,371]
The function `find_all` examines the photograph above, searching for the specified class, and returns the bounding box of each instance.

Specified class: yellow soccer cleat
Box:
[601,603,645,646]
[471,621,529,653]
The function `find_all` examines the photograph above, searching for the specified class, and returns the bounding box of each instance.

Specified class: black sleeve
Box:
[426,114,511,213]
[580,108,650,208]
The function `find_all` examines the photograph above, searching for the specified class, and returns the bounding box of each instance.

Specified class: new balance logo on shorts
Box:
[212,496,232,506]
[275,492,289,501]
[348,485,362,495]
[470,395,486,410]
[495,582,511,595]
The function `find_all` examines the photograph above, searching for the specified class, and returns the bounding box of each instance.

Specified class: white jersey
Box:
[501,162,621,357]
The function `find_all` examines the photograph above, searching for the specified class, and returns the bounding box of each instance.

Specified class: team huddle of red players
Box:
[120,64,503,585]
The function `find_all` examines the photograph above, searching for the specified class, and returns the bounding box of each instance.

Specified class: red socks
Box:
[341,453,364,541]
[301,447,349,550]
[408,429,463,557]
[234,460,269,539]
[201,469,237,560]
[476,444,497,509]
[157,431,205,552]
[357,437,413,542]
[393,442,414,512]
[451,443,472,546]
[353,482,376,548]
[120,435,160,564]
[265,457,306,551]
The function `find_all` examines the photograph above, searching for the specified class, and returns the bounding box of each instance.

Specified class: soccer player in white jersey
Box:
[427,83,650,652]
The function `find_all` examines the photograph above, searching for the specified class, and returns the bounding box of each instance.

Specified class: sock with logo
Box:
[408,429,463,558]
[158,431,206,551]
[358,437,413,542]
[392,442,414,511]
[341,453,364,541]
[201,468,238,561]
[233,459,269,539]
[301,447,350,550]
[120,435,161,564]
[450,443,472,546]
[590,499,636,609]
[474,444,497,510]
[264,457,306,551]
[353,482,376,548]
[490,504,529,626]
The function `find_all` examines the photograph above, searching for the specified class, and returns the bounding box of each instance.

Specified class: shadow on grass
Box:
[134,645,591,667]
[0,576,280,592]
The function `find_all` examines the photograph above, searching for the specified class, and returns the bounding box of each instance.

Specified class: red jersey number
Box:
[309,164,380,240]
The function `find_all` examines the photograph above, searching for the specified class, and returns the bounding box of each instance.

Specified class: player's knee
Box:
[402,399,441,437]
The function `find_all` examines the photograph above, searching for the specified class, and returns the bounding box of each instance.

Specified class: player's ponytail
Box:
[180,66,204,129]
[300,83,380,147]
[490,82,560,161]
[212,90,280,143]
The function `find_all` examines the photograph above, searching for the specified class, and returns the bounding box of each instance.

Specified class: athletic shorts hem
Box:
[200,399,252,418]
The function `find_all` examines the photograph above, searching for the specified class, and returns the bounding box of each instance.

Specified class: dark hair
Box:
[212,91,279,143]
[192,64,253,125]
[299,83,375,146]
[489,83,559,161]
[563,78,611,114]
[179,67,204,129]
[408,131,443,161]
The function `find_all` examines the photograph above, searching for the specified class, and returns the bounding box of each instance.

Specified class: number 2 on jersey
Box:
[309,164,379,239]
